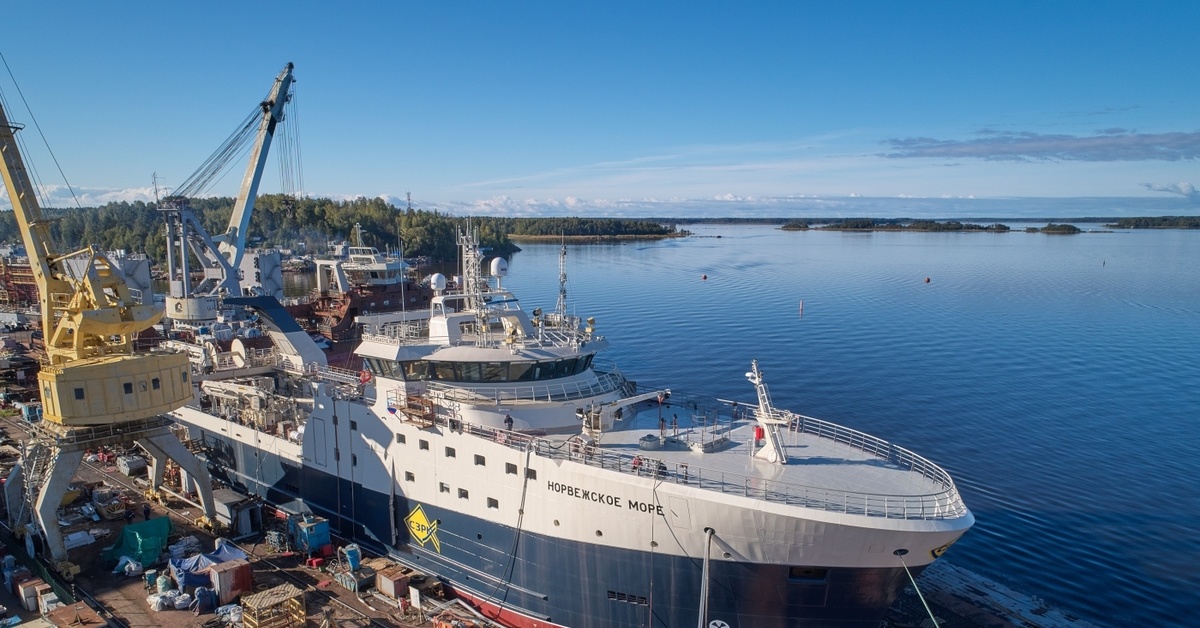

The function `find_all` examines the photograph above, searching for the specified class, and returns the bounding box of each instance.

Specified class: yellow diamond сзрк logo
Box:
[404,504,441,553]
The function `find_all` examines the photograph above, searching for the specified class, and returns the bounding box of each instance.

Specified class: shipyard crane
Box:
[0,92,217,580]
[160,62,295,322]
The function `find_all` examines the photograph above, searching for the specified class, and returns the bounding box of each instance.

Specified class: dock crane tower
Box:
[160,62,294,323]
[0,94,217,580]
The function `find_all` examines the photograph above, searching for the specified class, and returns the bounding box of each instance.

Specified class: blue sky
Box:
[2,1,1200,218]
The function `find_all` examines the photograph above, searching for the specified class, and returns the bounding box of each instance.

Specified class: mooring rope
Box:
[895,549,938,627]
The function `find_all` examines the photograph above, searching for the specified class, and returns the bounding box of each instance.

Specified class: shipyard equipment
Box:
[0,89,217,579]
[159,62,295,321]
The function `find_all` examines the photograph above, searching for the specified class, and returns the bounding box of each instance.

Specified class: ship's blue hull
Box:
[197,428,918,627]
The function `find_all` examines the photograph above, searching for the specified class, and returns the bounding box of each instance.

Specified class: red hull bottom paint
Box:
[451,589,570,628]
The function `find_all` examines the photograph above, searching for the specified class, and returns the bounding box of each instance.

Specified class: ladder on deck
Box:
[9,439,52,533]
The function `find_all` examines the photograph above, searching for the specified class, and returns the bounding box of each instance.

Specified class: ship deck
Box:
[528,399,967,521]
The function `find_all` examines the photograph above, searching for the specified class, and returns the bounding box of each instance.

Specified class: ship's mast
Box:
[458,223,491,347]
[747,360,789,465]
[556,235,568,318]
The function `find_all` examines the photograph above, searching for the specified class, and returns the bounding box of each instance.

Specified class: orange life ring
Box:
[359,370,372,384]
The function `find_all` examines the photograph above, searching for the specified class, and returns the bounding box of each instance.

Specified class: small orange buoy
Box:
[924,277,930,283]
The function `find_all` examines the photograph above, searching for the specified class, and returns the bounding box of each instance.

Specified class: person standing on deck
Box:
[143,503,151,520]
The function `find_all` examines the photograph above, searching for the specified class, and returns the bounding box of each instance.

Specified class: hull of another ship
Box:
[189,425,934,627]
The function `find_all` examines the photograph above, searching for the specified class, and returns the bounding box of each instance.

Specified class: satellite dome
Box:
[490,257,509,278]
[430,273,447,291]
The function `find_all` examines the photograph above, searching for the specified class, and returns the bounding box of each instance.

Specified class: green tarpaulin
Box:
[101,516,174,568]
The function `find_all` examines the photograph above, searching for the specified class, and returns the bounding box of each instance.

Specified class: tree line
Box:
[0,195,677,263]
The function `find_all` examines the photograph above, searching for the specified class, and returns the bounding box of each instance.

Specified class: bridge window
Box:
[396,433,406,444]
[474,454,485,466]
[506,463,517,475]
[123,382,134,394]
[483,362,507,382]
[419,439,429,451]
[553,358,576,378]
[74,388,85,400]
[445,447,456,458]
[509,362,533,381]
[152,378,161,390]
[458,362,483,382]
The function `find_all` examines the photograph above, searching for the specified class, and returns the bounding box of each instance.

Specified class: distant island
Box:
[816,219,1011,232]
[1104,216,1200,229]
[1027,223,1082,234]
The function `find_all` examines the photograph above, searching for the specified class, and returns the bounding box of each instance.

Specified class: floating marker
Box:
[924,277,931,283]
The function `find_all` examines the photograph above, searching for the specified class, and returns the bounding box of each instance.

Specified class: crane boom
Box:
[216,62,294,277]
[162,62,294,314]
[0,99,191,426]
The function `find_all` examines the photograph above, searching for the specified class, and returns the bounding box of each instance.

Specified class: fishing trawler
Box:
[170,227,973,627]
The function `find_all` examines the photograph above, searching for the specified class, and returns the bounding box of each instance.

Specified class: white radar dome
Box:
[490,257,509,277]
[430,273,447,291]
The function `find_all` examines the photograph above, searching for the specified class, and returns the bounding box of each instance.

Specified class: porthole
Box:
[595,530,603,537]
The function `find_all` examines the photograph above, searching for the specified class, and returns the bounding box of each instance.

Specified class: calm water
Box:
[487,224,1199,627]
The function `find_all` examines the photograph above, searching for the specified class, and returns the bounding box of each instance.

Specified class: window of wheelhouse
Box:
[458,362,483,382]
[552,358,577,378]
[509,362,534,381]
[577,354,594,374]
[432,361,457,380]
[402,361,431,381]
[417,357,596,384]
[482,362,507,382]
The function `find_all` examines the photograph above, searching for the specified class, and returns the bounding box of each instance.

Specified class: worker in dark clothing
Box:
[124,508,134,524]
[504,414,514,431]
[143,502,152,520]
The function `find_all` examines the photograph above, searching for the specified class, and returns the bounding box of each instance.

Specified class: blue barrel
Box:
[343,544,361,571]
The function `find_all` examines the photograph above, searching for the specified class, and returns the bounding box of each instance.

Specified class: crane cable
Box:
[276,85,303,199]
[0,50,83,212]
[173,107,259,198]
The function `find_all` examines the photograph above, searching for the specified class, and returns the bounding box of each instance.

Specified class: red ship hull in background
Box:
[286,231,435,368]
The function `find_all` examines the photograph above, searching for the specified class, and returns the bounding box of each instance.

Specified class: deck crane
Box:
[0,91,217,580]
[160,62,294,322]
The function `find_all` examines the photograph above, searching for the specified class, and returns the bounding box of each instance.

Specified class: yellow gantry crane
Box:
[1,92,216,579]
[0,108,191,425]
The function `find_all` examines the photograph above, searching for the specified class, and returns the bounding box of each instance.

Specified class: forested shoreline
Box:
[0,195,677,262]
[0,196,1194,266]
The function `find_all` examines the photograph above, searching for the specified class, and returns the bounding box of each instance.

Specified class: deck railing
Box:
[779,411,960,492]
[444,416,967,521]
